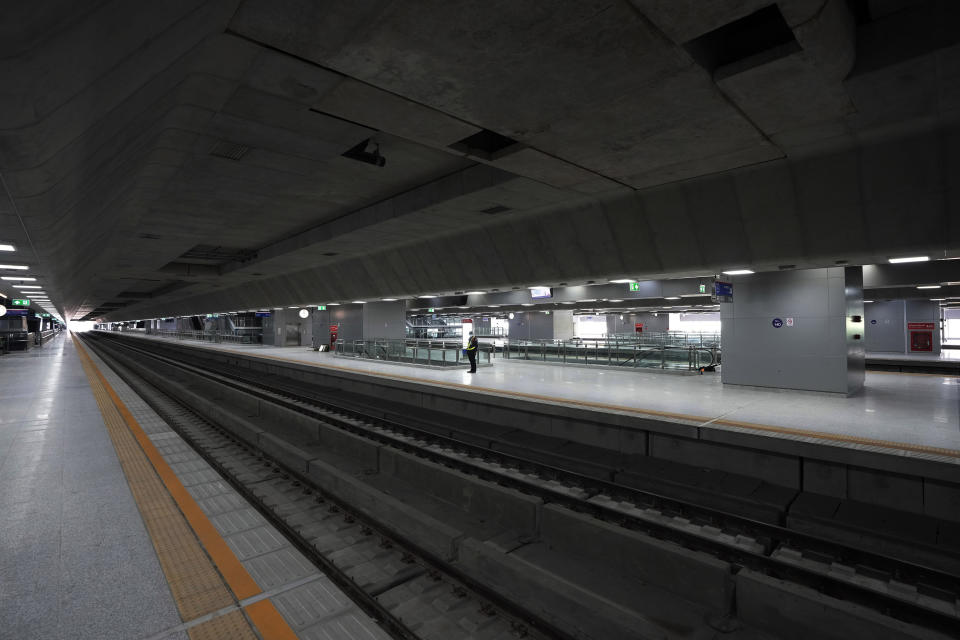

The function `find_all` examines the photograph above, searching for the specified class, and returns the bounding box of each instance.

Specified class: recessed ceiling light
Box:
[665,296,681,300]
[381,298,398,302]
[418,295,437,299]
[608,299,623,302]
[521,303,534,307]
[327,302,340,306]
[722,269,754,275]
[578,299,597,303]
[889,256,929,263]
[917,285,941,289]
[13,284,40,288]
[352,300,366,304]
[0,264,28,270]
[1,276,35,281]
[0,244,14,252]
[863,300,874,303]
[931,298,946,301]
[465,291,485,295]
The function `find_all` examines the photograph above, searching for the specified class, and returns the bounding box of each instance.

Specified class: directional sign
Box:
[317,305,327,311]
[12,298,30,306]
[699,284,706,293]
[628,282,640,291]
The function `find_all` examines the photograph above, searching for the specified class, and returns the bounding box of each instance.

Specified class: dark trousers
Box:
[467,349,477,372]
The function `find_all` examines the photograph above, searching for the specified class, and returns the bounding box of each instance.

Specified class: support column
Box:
[721,267,864,395]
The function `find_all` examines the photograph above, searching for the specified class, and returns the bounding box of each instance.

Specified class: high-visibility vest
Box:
[466,338,477,351]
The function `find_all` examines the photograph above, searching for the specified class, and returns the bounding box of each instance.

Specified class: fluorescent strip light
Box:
[0,244,14,251]
[722,269,754,275]
[664,296,681,300]
[520,303,534,307]
[863,300,874,303]
[13,284,40,289]
[888,256,929,263]
[931,298,946,301]
[917,285,941,289]
[0,264,28,270]
[1,276,34,281]
[465,291,485,295]
[608,299,623,302]
[609,279,635,284]
[381,298,398,301]
[327,302,340,306]
[351,300,366,304]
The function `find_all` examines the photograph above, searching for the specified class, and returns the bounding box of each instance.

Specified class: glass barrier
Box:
[335,338,492,368]
[502,332,720,372]
[144,328,258,344]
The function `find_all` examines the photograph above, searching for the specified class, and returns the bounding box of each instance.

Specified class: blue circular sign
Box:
[870,319,877,324]
[772,318,783,328]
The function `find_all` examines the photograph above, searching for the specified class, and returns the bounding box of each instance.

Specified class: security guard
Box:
[465,332,479,373]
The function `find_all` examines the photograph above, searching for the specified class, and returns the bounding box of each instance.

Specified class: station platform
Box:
[116,332,960,462]
[867,350,960,374]
[1,332,388,639]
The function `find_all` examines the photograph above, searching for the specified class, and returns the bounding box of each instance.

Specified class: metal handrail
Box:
[502,335,719,371]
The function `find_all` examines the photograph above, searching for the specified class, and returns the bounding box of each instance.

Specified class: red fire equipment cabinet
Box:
[907,322,934,352]
[635,322,644,333]
[329,324,339,350]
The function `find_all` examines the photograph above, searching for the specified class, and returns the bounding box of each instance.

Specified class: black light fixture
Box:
[342,138,386,167]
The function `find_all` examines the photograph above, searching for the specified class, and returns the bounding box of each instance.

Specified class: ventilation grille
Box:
[683,4,799,75]
[179,244,257,264]
[449,129,522,160]
[210,140,251,161]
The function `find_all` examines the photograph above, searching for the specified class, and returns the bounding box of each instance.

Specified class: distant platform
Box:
[105,331,960,462]
[867,350,960,374]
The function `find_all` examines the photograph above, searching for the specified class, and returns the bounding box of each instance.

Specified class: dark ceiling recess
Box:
[209,140,251,161]
[683,4,799,75]
[342,138,386,167]
[322,251,339,256]
[481,205,512,215]
[179,244,257,264]
[138,233,161,240]
[449,129,522,160]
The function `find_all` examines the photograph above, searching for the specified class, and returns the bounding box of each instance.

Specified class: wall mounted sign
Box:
[785,317,794,327]
[629,282,640,291]
[317,305,326,311]
[12,298,29,306]
[907,322,935,330]
[772,318,784,328]
[713,281,733,302]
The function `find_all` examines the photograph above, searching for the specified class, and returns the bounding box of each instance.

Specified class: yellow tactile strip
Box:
[201,344,960,461]
[74,336,298,640]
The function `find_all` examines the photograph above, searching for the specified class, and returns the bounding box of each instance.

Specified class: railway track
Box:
[85,332,960,638]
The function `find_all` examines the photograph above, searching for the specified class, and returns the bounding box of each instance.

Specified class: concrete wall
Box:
[362,301,407,340]
[553,310,574,340]
[721,267,864,395]
[864,299,942,354]
[511,311,555,340]
[864,300,906,352]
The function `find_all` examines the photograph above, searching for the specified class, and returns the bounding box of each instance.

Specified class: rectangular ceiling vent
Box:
[482,205,512,215]
[179,244,257,264]
[682,4,799,77]
[449,129,522,160]
[209,140,251,161]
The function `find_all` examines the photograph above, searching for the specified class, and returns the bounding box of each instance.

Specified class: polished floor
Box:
[0,334,184,640]
[121,332,960,458]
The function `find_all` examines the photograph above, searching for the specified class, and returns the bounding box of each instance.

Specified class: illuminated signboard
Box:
[529,287,552,299]
[12,298,30,306]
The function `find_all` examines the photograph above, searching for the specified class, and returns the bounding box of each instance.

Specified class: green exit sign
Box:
[699,284,706,293]
[12,298,30,306]
[41,313,50,317]
[628,283,640,291]
[317,305,326,311]
[428,307,435,312]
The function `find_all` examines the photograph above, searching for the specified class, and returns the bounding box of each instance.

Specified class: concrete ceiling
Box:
[1,0,959,321]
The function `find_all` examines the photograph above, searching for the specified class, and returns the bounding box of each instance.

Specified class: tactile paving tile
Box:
[75,341,257,634]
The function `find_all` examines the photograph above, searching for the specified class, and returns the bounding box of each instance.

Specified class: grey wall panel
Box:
[864,300,905,352]
[844,266,865,394]
[721,268,857,394]
[362,300,406,339]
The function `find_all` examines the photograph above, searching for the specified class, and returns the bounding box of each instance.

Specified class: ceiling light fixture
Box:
[521,303,534,307]
[722,269,754,275]
[0,264,28,270]
[381,298,398,302]
[863,300,874,303]
[888,256,929,263]
[917,285,941,289]
[1,276,35,281]
[609,279,635,284]
[418,295,437,299]
[352,300,366,304]
[13,284,40,288]
[665,296,681,300]
[465,291,485,295]
[0,244,14,252]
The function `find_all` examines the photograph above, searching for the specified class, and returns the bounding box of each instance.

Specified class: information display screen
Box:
[529,287,552,299]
